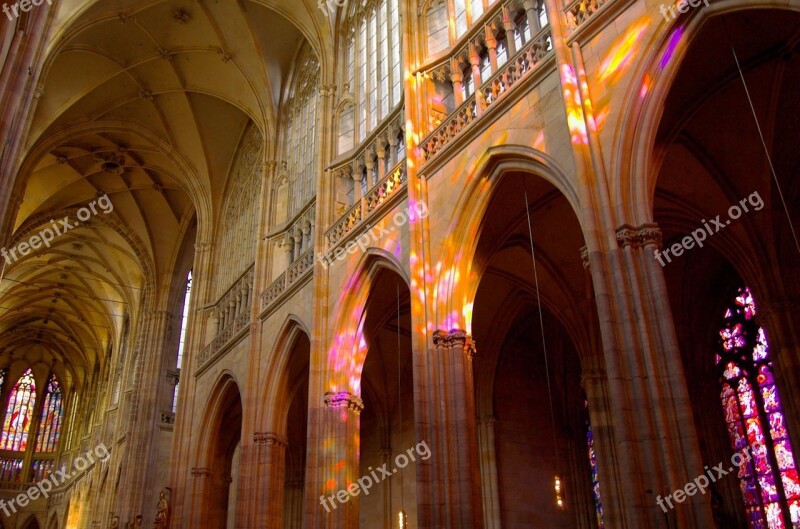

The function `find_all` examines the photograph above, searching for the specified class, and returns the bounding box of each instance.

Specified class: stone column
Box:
[376,138,387,182]
[311,392,363,529]
[478,416,500,529]
[417,330,483,529]
[484,26,498,73]
[285,479,305,529]
[187,467,212,527]
[582,224,714,528]
[352,160,364,203]
[450,59,465,107]
[502,6,517,56]
[388,125,400,166]
[524,0,541,33]
[249,432,288,528]
[469,44,486,115]
[364,146,376,188]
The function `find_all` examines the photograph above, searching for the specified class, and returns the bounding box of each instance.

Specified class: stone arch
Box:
[324,248,409,395]
[259,314,311,433]
[432,144,582,331]
[615,0,800,226]
[192,372,243,528]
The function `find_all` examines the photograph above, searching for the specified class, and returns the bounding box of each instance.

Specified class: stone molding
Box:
[323,391,364,413]
[615,223,662,249]
[253,432,288,447]
[433,329,477,357]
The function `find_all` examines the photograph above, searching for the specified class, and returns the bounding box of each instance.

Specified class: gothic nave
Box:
[0,0,799,528]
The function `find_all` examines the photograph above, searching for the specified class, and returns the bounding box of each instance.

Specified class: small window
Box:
[427,1,449,55]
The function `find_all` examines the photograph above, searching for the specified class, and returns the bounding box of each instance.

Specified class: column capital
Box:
[580,246,590,270]
[253,432,288,447]
[190,467,212,478]
[615,223,661,249]
[433,329,476,356]
[194,241,213,253]
[324,391,364,413]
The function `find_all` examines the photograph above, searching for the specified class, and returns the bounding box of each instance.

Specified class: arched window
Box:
[427,0,448,55]
[337,102,355,155]
[1,369,36,452]
[341,0,402,147]
[173,271,192,413]
[717,287,800,527]
[35,374,64,453]
[282,44,319,216]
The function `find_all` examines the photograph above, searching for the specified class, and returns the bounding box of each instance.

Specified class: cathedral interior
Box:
[0,0,799,528]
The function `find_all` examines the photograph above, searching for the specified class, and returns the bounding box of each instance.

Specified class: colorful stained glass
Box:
[0,457,22,482]
[716,287,800,528]
[31,459,54,482]
[585,401,604,528]
[35,374,64,452]
[0,369,36,451]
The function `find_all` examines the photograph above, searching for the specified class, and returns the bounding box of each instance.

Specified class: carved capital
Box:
[580,246,590,270]
[254,432,288,447]
[190,467,212,478]
[433,329,476,356]
[616,223,661,249]
[324,391,364,413]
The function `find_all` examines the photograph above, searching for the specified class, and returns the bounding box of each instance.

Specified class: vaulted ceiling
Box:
[0,0,330,389]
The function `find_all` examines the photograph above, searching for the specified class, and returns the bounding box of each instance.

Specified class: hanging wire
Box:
[521,178,562,495]
[397,280,406,522]
[723,23,800,256]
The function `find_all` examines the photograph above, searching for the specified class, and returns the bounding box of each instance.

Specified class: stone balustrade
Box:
[195,266,254,374]
[419,24,553,163]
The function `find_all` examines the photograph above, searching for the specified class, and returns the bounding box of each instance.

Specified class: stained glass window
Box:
[35,374,64,453]
[586,400,605,528]
[717,287,800,528]
[0,369,36,452]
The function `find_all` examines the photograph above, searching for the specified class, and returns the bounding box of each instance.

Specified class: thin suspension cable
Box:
[522,181,561,473]
[397,280,404,512]
[726,35,800,256]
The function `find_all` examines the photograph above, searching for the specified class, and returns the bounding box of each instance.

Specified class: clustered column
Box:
[416,329,483,529]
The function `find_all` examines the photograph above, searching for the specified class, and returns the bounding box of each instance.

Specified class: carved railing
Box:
[325,161,407,249]
[564,0,611,33]
[420,26,553,163]
[419,97,478,163]
[269,199,316,266]
[195,266,254,373]
[480,28,552,106]
[260,248,315,312]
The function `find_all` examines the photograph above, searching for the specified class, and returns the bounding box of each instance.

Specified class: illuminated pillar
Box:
[314,392,363,529]
[417,330,483,529]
